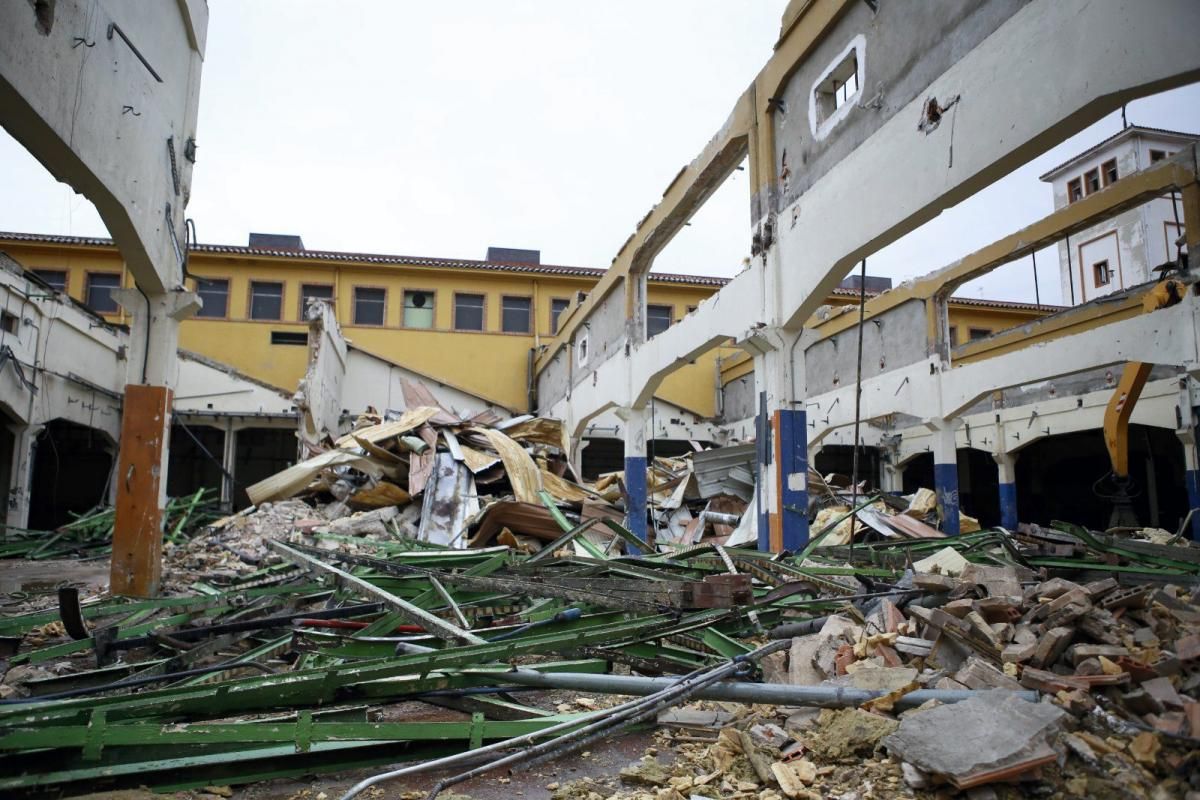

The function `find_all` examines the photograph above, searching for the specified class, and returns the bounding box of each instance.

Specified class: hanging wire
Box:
[849,258,868,558]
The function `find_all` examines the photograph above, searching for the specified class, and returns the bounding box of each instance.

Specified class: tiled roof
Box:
[1037,125,1198,181]
[0,231,729,287]
[0,230,1060,313]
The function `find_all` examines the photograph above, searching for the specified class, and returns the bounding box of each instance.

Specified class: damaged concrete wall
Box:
[765,0,1025,223]
[536,282,628,411]
[804,299,928,395]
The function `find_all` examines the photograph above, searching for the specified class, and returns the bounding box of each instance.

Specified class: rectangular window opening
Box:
[1067,178,1083,203]
[948,325,958,346]
[815,50,859,123]
[454,293,485,331]
[501,296,531,334]
[353,287,386,326]
[195,278,229,319]
[85,273,121,314]
[249,281,283,320]
[1150,149,1167,163]
[647,304,673,338]
[270,331,308,346]
[1093,260,1111,287]
[550,298,570,334]
[1084,168,1101,195]
[33,269,67,293]
[403,290,435,329]
[1,310,18,334]
[1102,158,1118,186]
[968,327,991,342]
[301,283,334,316]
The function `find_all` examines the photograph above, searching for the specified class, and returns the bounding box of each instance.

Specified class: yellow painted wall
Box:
[0,238,719,415]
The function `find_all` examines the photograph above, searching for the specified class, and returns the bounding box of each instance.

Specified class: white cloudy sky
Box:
[1,1,1197,307]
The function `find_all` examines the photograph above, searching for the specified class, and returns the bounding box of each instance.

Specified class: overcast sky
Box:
[2,1,1197,307]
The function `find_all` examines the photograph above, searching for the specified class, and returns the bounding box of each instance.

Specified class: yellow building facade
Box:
[0,231,1054,418]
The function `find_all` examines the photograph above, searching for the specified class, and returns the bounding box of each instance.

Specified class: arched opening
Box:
[1016,425,1186,530]
[901,452,934,496]
[29,419,114,529]
[812,444,881,488]
[958,448,1000,527]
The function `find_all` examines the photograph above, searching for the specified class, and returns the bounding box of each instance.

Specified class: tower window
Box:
[1093,260,1111,287]
[501,296,531,334]
[1101,159,1118,186]
[85,273,121,314]
[249,281,283,320]
[454,293,485,331]
[647,304,673,338]
[353,287,386,326]
[195,278,228,318]
[1084,168,1101,194]
[403,290,435,329]
[1067,179,1083,203]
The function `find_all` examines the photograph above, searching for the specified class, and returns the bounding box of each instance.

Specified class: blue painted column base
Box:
[934,462,960,536]
[624,456,648,553]
[1186,469,1200,542]
[998,482,1018,531]
[775,409,809,551]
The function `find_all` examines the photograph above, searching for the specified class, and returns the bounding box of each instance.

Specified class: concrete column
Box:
[994,452,1019,531]
[931,422,961,536]
[5,423,41,530]
[1179,412,1200,541]
[880,461,905,494]
[623,405,648,552]
[221,420,237,509]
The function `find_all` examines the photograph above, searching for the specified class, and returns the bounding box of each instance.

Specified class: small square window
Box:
[1,311,18,334]
[85,273,122,314]
[550,298,570,334]
[249,281,283,320]
[968,327,991,342]
[195,278,228,319]
[501,296,531,334]
[1084,168,1101,195]
[301,283,334,316]
[1067,179,1083,203]
[353,287,386,326]
[1093,260,1111,287]
[1101,159,1118,186]
[403,290,435,329]
[33,269,67,293]
[1150,149,1167,163]
[454,293,485,331]
[647,304,673,338]
[815,51,859,123]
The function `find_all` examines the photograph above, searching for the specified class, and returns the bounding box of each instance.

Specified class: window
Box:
[454,293,485,331]
[270,331,308,346]
[1067,178,1083,203]
[33,269,67,293]
[1102,159,1118,186]
[816,51,859,123]
[550,297,570,334]
[300,283,334,316]
[403,290,435,329]
[1,311,17,334]
[85,273,121,313]
[1084,168,1101,195]
[947,325,958,346]
[501,296,531,334]
[647,304,673,338]
[1093,260,1111,287]
[353,287,386,326]
[249,281,283,320]
[1150,149,1167,163]
[968,327,991,342]
[195,278,228,319]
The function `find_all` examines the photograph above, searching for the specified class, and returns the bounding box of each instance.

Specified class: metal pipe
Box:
[496,670,1039,709]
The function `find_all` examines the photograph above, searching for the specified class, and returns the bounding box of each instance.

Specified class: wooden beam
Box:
[110,385,173,598]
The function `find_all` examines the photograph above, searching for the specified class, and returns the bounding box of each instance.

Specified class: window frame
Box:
[1067,178,1083,203]
[549,296,571,335]
[193,275,231,320]
[84,271,123,315]
[247,280,285,321]
[453,292,487,332]
[32,268,69,294]
[1101,158,1118,186]
[298,283,335,319]
[947,325,958,347]
[1093,259,1112,287]
[500,294,533,335]
[967,327,991,342]
[351,285,388,327]
[646,303,674,338]
[401,287,438,330]
[1149,149,1167,164]
[1083,168,1101,195]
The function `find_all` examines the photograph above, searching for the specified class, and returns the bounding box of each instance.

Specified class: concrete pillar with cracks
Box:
[622,405,648,552]
[994,451,1019,531]
[930,422,961,536]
